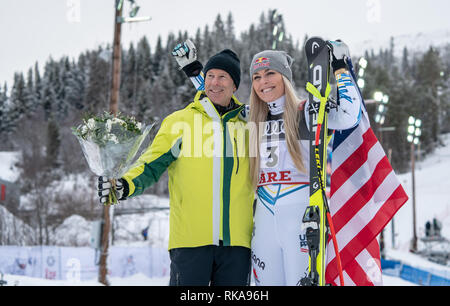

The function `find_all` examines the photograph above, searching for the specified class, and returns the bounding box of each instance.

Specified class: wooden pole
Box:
[388,148,396,249]
[110,2,123,116]
[410,141,418,252]
[98,0,123,286]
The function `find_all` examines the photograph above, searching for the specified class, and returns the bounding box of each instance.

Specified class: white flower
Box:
[112,118,125,125]
[136,122,143,131]
[106,119,112,132]
[108,134,119,144]
[87,118,96,130]
[81,125,88,135]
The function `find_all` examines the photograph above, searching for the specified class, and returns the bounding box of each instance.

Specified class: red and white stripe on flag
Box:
[325,112,408,286]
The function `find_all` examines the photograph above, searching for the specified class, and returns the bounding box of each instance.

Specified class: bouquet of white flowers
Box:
[72,112,154,205]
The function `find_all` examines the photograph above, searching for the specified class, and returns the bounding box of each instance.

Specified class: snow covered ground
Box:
[0,273,415,286]
[0,151,20,182]
[0,273,169,286]
[382,133,450,269]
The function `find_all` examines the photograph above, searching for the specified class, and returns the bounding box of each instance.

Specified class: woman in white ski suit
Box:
[248,42,362,286]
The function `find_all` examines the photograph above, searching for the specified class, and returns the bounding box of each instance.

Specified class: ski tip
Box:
[304,37,328,59]
[306,36,325,42]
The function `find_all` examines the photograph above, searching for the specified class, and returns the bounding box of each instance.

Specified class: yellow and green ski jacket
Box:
[122,91,254,250]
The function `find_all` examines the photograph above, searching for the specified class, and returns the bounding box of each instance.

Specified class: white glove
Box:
[328,40,351,72]
[328,40,350,61]
[172,39,197,69]
[98,176,126,204]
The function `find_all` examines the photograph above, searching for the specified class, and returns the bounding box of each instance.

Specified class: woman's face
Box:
[252,69,285,103]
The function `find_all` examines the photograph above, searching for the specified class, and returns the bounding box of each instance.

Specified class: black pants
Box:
[169,243,251,286]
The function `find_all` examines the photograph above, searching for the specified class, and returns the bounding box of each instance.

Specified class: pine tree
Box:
[24,67,36,116]
[50,59,65,118]
[46,117,61,169]
[388,37,395,67]
[9,72,27,128]
[65,58,86,112]
[123,42,137,112]
[0,84,6,132]
[202,25,214,59]
[0,83,13,146]
[213,14,227,51]
[440,45,450,133]
[416,47,442,149]
[83,49,110,114]
[152,36,164,77]
[225,12,236,48]
[34,62,43,108]
[401,47,411,76]
[292,35,309,91]
[137,36,152,81]
[56,57,72,119]
[42,66,56,120]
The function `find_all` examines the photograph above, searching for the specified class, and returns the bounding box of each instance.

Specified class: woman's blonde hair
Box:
[249,75,306,189]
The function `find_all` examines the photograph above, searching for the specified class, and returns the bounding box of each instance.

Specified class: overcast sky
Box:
[1,0,449,88]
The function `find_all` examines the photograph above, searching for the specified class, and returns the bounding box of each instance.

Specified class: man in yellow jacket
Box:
[98,48,254,286]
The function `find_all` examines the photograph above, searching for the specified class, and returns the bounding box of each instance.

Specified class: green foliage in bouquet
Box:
[72,111,144,147]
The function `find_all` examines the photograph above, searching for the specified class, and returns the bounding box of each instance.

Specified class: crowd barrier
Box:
[4,246,449,286]
[381,258,450,286]
[0,245,170,282]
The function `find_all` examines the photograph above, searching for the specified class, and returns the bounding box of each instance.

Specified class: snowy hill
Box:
[381,133,450,283]
[0,205,36,245]
[352,29,450,57]
[44,193,170,247]
[0,151,20,182]
[384,133,450,252]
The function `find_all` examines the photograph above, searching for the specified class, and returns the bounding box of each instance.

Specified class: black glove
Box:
[97,176,129,204]
[328,40,351,72]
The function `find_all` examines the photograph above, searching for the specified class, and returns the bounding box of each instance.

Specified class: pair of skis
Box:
[300,37,344,286]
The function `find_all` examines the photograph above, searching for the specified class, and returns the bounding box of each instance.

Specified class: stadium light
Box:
[373,91,389,127]
[407,115,421,252]
[128,0,139,17]
[356,57,368,92]
[117,0,150,23]
[357,78,365,89]
[407,116,421,144]
[374,91,384,102]
[358,68,365,78]
[271,10,284,49]
[359,57,368,69]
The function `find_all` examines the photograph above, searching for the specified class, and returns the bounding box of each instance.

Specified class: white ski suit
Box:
[251,72,362,285]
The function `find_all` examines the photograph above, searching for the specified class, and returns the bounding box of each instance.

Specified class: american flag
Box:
[325,66,409,286]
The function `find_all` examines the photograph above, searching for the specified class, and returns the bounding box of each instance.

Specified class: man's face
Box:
[204,69,236,107]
